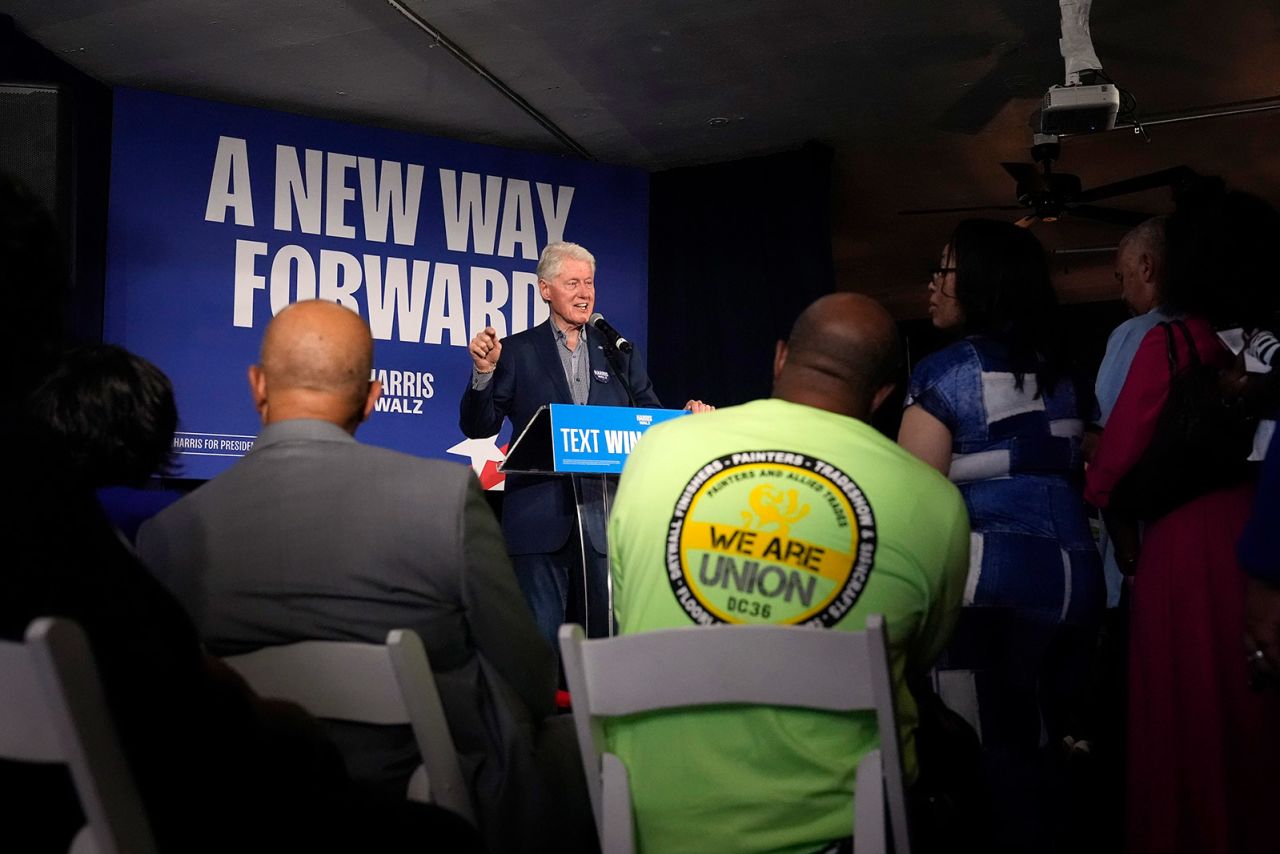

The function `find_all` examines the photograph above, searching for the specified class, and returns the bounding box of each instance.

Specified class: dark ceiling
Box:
[4,0,1280,317]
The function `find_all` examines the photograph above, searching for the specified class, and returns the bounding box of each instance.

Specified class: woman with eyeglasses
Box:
[899,218,1103,854]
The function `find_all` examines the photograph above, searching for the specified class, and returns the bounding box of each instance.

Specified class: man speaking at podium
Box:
[460,241,708,648]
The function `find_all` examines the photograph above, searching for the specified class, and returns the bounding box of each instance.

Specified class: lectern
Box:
[501,403,686,635]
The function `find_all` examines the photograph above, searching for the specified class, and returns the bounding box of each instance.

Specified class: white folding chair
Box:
[0,617,158,854]
[221,628,475,824]
[559,615,910,854]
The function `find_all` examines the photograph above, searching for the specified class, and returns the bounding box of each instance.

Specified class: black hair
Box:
[949,218,1064,394]
[26,344,179,486]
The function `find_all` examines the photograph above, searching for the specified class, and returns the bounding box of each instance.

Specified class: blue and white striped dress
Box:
[905,336,1103,624]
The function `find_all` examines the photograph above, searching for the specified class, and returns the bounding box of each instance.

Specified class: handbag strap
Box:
[1158,319,1202,378]
[1158,322,1178,377]
[1172,317,1198,363]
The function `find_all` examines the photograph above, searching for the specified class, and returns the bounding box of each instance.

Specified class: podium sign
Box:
[502,404,686,475]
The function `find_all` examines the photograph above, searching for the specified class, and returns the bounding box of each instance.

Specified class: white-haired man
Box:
[460,241,709,646]
[1095,217,1173,425]
[1086,217,1176,609]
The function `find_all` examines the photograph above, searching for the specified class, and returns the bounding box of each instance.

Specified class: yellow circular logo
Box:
[666,451,877,626]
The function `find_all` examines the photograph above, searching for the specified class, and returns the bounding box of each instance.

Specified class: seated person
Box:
[0,174,479,853]
[26,342,178,489]
[26,342,182,540]
[605,293,970,853]
[138,299,589,853]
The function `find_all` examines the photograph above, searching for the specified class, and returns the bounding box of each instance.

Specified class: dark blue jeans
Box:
[513,539,611,654]
[938,607,1099,854]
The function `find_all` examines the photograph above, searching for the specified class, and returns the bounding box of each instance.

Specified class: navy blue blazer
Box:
[459,320,662,554]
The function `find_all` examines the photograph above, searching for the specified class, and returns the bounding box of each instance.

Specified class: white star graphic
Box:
[446,435,506,476]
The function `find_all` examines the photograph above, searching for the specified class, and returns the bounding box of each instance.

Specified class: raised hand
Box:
[469,327,503,373]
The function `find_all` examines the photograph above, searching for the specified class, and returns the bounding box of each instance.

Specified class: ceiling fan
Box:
[900,137,1200,229]
[905,0,1263,231]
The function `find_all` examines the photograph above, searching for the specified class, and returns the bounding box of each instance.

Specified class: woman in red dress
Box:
[1085,189,1280,854]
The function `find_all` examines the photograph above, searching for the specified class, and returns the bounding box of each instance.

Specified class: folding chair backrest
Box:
[0,617,158,854]
[221,628,474,823]
[559,615,909,854]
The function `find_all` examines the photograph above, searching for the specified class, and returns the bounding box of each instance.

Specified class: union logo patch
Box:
[665,451,877,627]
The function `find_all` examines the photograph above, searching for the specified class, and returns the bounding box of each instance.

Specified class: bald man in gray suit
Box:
[138,300,588,853]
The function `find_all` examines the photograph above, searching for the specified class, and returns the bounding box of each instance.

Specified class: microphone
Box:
[589,313,633,353]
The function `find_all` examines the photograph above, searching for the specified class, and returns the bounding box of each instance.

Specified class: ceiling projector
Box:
[1038,83,1121,135]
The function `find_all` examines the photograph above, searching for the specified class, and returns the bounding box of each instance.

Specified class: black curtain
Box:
[647,142,835,408]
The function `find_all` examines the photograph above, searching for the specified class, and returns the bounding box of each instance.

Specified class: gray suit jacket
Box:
[136,419,558,849]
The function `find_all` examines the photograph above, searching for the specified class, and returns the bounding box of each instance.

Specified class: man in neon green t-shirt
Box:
[607,293,970,854]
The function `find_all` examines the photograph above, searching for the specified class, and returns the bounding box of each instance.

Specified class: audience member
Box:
[137,299,590,853]
[1088,219,1172,604]
[25,342,189,542]
[26,343,178,488]
[0,175,480,853]
[1074,218,1177,847]
[1241,428,1280,681]
[1240,318,1279,462]
[605,293,970,853]
[1085,186,1280,854]
[898,219,1103,854]
[1094,217,1173,427]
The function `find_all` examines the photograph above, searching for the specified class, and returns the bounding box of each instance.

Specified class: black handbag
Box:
[1111,320,1257,521]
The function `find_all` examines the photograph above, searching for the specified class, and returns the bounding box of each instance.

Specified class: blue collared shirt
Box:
[1094,306,1176,427]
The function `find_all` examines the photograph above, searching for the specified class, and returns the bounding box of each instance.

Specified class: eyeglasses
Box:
[927,266,957,297]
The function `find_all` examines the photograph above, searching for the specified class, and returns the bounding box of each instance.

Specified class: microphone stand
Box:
[596,337,633,637]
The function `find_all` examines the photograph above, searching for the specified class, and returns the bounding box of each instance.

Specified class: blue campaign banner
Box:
[104,88,650,481]
[548,404,687,474]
